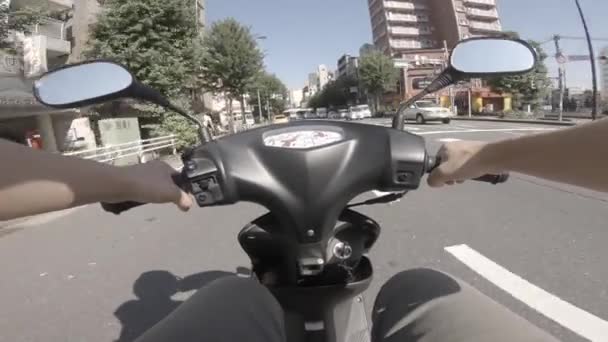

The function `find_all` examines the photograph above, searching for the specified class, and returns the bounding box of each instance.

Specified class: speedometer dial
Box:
[263,130,343,149]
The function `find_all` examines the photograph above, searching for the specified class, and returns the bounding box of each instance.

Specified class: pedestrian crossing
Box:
[359,118,557,137]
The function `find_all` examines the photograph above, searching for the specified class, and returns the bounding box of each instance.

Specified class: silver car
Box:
[401,100,454,124]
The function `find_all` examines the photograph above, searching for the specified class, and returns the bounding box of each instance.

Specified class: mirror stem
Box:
[166,103,213,143]
[133,83,213,143]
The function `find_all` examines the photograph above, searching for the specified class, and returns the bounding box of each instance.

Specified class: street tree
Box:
[86,0,201,146]
[87,0,199,97]
[248,71,288,119]
[198,18,264,127]
[487,32,552,111]
[358,51,398,114]
[307,75,359,109]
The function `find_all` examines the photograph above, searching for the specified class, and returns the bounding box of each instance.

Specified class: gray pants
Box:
[136,268,558,342]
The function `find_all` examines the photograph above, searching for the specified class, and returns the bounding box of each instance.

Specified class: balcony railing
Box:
[389,26,431,36]
[32,17,66,40]
[468,21,501,32]
[463,0,496,6]
[384,1,428,11]
[386,12,428,22]
[390,39,422,49]
[466,7,499,18]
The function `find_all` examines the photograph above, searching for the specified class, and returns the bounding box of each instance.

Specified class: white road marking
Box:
[373,190,393,197]
[418,128,556,135]
[445,244,608,341]
[438,138,462,143]
[454,124,478,129]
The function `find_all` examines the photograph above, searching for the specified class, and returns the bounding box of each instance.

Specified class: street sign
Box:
[393,59,410,68]
[556,53,568,64]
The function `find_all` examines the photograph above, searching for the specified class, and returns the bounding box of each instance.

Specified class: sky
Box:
[207,0,608,90]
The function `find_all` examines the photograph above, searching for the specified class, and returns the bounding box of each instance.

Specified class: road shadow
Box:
[114,269,244,342]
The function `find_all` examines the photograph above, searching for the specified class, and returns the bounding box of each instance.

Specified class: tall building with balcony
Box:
[0,0,91,153]
[367,0,504,111]
[601,47,608,101]
[368,0,502,57]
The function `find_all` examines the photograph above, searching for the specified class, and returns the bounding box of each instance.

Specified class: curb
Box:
[452,117,577,126]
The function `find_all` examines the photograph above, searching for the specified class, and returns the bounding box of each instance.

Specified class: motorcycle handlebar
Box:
[426,155,509,185]
[101,173,186,215]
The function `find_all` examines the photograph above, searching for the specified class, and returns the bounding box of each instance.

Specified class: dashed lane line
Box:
[445,244,608,341]
[418,128,556,135]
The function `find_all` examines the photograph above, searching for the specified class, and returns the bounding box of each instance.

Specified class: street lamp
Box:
[574,0,598,120]
[255,35,267,122]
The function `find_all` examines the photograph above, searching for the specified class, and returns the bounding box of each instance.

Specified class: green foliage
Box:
[86,0,203,144]
[248,71,288,117]
[0,3,45,51]
[487,33,552,111]
[358,51,398,113]
[152,97,198,150]
[87,0,199,97]
[198,18,264,101]
[308,75,358,109]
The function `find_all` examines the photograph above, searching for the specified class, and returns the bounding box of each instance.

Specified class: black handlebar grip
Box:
[101,201,145,215]
[472,173,510,184]
[427,155,509,185]
[100,173,186,215]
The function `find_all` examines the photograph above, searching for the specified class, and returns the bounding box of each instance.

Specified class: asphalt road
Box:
[1,119,607,342]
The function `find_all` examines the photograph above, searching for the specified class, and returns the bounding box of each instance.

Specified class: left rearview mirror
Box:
[34,61,134,108]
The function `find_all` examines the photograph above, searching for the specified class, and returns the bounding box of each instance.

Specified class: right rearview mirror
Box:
[450,38,537,76]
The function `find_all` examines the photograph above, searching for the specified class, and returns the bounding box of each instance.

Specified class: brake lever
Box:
[347,192,407,208]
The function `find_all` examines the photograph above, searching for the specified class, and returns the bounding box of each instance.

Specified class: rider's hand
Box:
[427,141,498,187]
[113,161,193,211]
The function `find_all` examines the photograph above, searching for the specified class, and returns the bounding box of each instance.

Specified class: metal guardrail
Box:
[64,135,177,165]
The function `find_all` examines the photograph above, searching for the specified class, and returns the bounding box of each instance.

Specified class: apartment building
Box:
[369,0,502,56]
[337,54,359,78]
[601,47,608,101]
[368,0,506,111]
[0,0,94,152]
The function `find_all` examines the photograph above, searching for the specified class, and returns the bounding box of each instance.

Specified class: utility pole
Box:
[574,0,598,120]
[468,86,472,118]
[554,35,565,121]
[266,96,271,121]
[257,89,263,122]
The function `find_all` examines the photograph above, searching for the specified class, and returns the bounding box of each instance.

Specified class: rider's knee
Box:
[375,268,462,308]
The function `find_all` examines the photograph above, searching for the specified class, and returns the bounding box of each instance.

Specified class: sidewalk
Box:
[452,116,584,126]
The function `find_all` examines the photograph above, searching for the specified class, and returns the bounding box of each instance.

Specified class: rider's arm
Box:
[428,118,608,192]
[0,139,191,221]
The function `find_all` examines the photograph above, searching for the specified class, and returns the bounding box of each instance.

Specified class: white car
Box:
[244,113,255,126]
[328,111,340,119]
[338,109,348,119]
[304,111,318,119]
[400,100,454,124]
[352,105,372,118]
[347,107,363,120]
[316,108,328,118]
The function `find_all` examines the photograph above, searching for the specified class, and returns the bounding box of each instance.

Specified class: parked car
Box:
[347,107,363,121]
[272,114,289,124]
[352,105,372,118]
[400,100,454,124]
[338,109,348,119]
[244,112,255,126]
[316,108,328,118]
[304,111,318,119]
[328,111,340,119]
[283,109,303,121]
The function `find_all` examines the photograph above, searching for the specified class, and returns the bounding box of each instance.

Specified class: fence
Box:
[63,135,177,165]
